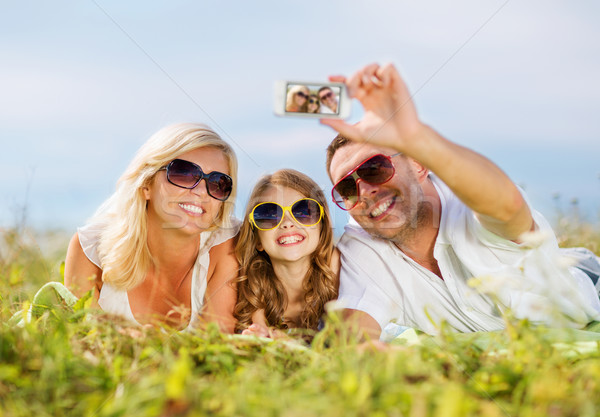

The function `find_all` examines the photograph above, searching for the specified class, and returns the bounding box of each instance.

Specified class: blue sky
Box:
[1,1,599,236]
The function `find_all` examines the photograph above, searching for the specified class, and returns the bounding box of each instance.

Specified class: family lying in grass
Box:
[63,63,600,342]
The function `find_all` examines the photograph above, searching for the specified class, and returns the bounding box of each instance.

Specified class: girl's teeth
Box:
[278,235,304,245]
[179,203,204,214]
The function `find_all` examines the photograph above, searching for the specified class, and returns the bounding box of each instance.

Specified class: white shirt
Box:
[337,175,600,337]
[319,104,335,115]
[78,220,239,330]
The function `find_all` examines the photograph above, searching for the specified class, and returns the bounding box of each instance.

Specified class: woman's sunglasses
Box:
[331,153,401,210]
[296,91,309,99]
[159,159,233,201]
[308,98,319,104]
[249,198,323,231]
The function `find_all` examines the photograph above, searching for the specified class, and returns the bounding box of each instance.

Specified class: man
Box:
[318,86,338,114]
[321,63,600,340]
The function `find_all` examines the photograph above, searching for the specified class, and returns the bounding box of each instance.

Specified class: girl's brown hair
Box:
[234,169,337,333]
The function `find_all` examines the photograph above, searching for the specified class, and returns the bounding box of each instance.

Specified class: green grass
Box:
[1,221,600,417]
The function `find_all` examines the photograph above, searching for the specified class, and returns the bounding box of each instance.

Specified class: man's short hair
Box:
[318,86,332,96]
[325,134,353,181]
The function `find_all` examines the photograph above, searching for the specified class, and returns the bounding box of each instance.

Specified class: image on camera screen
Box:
[285,83,341,115]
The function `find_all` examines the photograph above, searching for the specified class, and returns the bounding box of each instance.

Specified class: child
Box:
[234,169,340,338]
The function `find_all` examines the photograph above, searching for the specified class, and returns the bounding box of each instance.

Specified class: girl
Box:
[64,123,240,332]
[234,169,339,338]
[306,94,321,113]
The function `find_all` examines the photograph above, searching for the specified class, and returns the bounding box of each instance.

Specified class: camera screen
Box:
[285,83,341,115]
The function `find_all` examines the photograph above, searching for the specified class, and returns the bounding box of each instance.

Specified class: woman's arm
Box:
[202,237,240,333]
[64,233,102,304]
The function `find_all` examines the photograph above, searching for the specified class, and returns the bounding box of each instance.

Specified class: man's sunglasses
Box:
[319,91,334,101]
[159,159,233,201]
[249,198,323,231]
[331,153,401,210]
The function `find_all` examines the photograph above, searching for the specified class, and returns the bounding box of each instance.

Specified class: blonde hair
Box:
[90,123,237,290]
[234,169,337,333]
[285,85,309,112]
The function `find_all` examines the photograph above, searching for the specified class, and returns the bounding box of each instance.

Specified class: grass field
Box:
[1,214,600,417]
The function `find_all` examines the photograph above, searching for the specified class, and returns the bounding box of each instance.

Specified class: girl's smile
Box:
[256,185,321,265]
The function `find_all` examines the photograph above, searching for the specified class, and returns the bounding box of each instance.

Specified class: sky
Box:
[1,1,599,238]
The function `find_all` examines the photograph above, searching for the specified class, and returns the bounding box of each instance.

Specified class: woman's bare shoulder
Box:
[209,235,236,259]
[207,236,239,278]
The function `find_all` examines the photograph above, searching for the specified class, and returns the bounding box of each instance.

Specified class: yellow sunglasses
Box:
[249,198,324,231]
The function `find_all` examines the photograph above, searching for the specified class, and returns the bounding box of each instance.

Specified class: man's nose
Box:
[356,179,379,199]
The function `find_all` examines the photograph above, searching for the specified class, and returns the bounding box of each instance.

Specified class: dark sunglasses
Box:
[331,153,401,210]
[296,91,309,99]
[319,91,334,101]
[308,98,319,104]
[249,198,323,231]
[159,159,233,201]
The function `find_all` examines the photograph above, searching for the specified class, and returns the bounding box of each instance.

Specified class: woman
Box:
[64,123,240,332]
[306,94,320,113]
[285,85,310,113]
[234,169,340,339]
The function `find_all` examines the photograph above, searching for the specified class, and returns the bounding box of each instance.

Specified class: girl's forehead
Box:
[258,185,305,205]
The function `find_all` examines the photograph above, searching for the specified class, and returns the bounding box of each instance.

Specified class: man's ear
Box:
[409,158,429,183]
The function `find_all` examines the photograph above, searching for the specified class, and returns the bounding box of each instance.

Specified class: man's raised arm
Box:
[322,63,533,241]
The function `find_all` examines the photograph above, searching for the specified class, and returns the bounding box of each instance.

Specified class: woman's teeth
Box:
[179,203,204,214]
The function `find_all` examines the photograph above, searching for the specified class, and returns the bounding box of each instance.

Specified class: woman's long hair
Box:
[89,123,237,290]
[285,85,309,112]
[234,169,337,333]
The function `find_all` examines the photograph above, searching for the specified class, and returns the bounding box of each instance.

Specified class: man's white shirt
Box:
[319,105,335,114]
[337,174,600,337]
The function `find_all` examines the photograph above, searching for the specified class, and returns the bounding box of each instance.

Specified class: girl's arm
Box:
[241,309,271,337]
[331,247,341,290]
[64,233,102,305]
[202,237,239,333]
[251,309,268,327]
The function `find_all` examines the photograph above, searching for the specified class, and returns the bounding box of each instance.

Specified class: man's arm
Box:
[343,309,382,342]
[322,63,533,241]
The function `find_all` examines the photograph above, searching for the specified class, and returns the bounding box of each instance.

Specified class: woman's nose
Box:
[191,179,210,198]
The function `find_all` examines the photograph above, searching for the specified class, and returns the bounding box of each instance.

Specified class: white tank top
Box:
[78,220,239,331]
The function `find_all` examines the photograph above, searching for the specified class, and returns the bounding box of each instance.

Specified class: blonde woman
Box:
[234,169,340,339]
[64,123,240,332]
[285,85,310,113]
